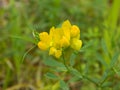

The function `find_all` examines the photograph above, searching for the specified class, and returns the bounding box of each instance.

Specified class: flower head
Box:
[71,25,80,38]
[38,32,51,50]
[49,47,62,58]
[38,20,82,58]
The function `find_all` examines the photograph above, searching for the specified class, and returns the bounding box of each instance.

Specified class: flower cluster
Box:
[38,20,82,58]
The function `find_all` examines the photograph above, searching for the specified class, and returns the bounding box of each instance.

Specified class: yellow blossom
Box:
[50,27,63,48]
[38,32,52,50]
[38,42,48,50]
[49,47,56,55]
[54,50,62,58]
[70,38,82,51]
[60,36,70,48]
[71,25,80,38]
[62,20,71,41]
[49,47,62,58]
[37,20,82,58]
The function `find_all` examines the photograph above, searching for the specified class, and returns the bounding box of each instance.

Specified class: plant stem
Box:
[62,52,70,72]
[62,51,101,88]
[82,74,100,87]
[21,45,36,62]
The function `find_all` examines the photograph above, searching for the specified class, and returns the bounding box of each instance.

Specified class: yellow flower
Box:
[38,20,82,58]
[50,27,63,48]
[38,42,48,50]
[49,47,62,58]
[70,38,82,51]
[55,50,62,58]
[60,36,70,48]
[38,32,52,50]
[62,20,71,41]
[71,25,80,38]
[49,47,56,55]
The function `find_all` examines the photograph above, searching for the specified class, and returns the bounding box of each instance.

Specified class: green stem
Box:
[62,52,70,72]
[21,45,36,62]
[82,74,100,87]
[62,51,101,88]
[3,67,11,90]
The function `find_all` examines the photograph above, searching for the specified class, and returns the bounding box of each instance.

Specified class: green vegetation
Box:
[0,0,120,90]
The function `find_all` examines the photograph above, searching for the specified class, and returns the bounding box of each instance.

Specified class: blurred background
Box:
[0,0,120,90]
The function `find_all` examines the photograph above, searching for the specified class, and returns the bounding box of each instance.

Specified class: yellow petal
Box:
[71,25,80,38]
[39,32,52,48]
[49,47,57,55]
[51,28,63,48]
[39,32,49,41]
[60,36,70,48]
[38,41,48,50]
[62,20,71,40]
[55,50,62,58]
[62,20,71,28]
[49,47,62,58]
[70,38,82,51]
[49,26,55,39]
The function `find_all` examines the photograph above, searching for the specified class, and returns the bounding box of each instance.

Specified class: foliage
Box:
[0,0,120,90]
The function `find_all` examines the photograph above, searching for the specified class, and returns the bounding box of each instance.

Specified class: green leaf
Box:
[70,68,83,79]
[110,52,119,68]
[101,39,109,56]
[100,69,111,85]
[79,40,94,52]
[53,67,67,72]
[68,76,81,83]
[43,58,65,67]
[60,80,69,90]
[45,72,58,79]
[101,81,112,88]
[101,70,109,80]
[70,53,76,66]
[96,53,108,67]
[107,0,120,30]
[32,30,40,43]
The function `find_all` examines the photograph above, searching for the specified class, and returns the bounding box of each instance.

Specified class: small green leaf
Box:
[96,53,108,67]
[45,72,58,79]
[44,58,65,67]
[32,30,40,43]
[101,81,112,88]
[100,69,110,85]
[102,70,109,80]
[110,52,119,68]
[68,76,81,83]
[53,67,67,72]
[60,80,69,90]
[70,53,76,66]
[70,68,83,79]
[101,39,109,56]
[79,40,94,52]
